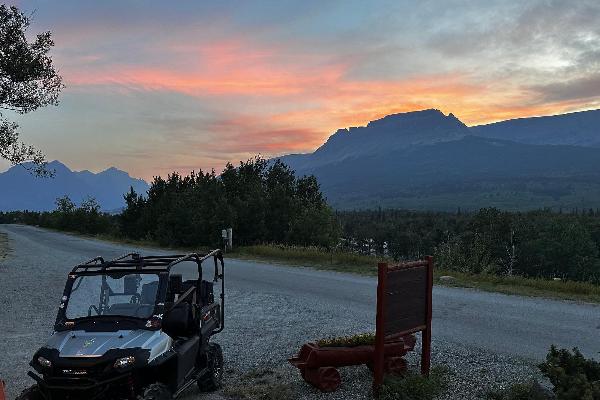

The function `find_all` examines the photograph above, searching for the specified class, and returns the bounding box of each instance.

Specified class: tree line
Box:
[338,207,600,283]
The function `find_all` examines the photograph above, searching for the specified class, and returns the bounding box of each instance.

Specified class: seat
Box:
[162,303,195,338]
[141,281,159,304]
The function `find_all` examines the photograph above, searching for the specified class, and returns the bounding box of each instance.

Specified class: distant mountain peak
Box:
[312,109,469,161]
[0,161,149,212]
[366,108,447,128]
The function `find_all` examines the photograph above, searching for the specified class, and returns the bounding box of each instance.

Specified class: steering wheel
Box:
[129,294,141,304]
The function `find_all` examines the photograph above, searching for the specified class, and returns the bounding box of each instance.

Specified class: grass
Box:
[316,332,376,348]
[231,244,386,275]
[379,365,449,400]
[232,244,600,304]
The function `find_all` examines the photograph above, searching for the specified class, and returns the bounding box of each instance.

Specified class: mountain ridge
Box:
[277,108,600,210]
[471,108,600,147]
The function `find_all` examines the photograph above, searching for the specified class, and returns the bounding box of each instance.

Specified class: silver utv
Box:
[17,251,225,400]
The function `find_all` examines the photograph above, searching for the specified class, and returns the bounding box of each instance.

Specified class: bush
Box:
[379,366,448,400]
[539,346,600,400]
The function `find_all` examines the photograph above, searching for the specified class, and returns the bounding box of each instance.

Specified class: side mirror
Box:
[123,275,139,295]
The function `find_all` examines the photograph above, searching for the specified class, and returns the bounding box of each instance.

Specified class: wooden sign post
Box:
[373,256,433,392]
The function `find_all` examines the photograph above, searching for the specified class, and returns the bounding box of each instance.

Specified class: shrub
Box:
[379,366,448,400]
[539,346,600,400]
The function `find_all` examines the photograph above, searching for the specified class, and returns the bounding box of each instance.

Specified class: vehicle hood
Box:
[46,330,171,360]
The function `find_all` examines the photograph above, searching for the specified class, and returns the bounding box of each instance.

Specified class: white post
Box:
[227,228,233,250]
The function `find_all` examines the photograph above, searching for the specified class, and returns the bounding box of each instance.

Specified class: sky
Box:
[2,0,600,180]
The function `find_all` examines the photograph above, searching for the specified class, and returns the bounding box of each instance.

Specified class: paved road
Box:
[1,224,599,398]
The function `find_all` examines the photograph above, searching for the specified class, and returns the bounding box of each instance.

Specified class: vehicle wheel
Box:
[15,385,43,400]
[197,342,224,392]
[138,383,172,400]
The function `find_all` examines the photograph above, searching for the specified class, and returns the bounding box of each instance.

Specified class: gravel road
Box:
[1,224,599,399]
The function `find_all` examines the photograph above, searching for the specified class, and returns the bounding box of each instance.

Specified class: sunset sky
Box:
[3,0,600,180]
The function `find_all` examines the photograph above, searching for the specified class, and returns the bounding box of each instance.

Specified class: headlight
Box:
[114,356,135,369]
[37,356,52,368]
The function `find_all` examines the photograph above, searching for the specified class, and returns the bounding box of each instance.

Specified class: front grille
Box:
[46,376,97,388]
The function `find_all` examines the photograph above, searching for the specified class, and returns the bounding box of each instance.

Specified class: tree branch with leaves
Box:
[0,5,63,176]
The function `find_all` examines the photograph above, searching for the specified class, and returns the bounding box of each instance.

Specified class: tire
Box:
[15,385,43,400]
[138,383,172,400]
[197,342,224,392]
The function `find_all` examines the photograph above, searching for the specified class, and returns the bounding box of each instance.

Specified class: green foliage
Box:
[486,381,551,400]
[379,366,449,400]
[55,195,75,213]
[316,333,375,348]
[119,157,338,248]
[0,5,63,175]
[539,346,600,400]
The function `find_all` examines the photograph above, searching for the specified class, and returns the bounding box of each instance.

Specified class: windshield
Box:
[65,273,160,320]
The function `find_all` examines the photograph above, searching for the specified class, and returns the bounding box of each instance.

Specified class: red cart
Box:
[289,334,415,392]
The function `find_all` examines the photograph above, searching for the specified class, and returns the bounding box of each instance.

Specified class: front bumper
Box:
[28,371,131,400]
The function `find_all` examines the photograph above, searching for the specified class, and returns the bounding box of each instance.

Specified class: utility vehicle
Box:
[17,251,225,400]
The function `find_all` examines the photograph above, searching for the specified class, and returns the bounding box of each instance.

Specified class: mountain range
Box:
[278,108,600,211]
[2,108,599,212]
[0,161,149,212]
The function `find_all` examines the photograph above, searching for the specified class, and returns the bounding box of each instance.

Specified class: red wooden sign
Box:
[373,256,433,391]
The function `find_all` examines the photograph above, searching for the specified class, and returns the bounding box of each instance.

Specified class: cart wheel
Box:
[14,385,43,400]
[197,342,224,392]
[366,357,407,375]
[304,367,341,392]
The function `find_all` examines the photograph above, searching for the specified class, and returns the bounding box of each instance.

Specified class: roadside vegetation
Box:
[380,366,449,400]
[488,346,600,400]
[232,245,600,303]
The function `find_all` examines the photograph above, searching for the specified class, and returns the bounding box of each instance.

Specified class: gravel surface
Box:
[0,224,598,399]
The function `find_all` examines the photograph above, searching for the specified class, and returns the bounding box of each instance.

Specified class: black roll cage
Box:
[56,250,225,333]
